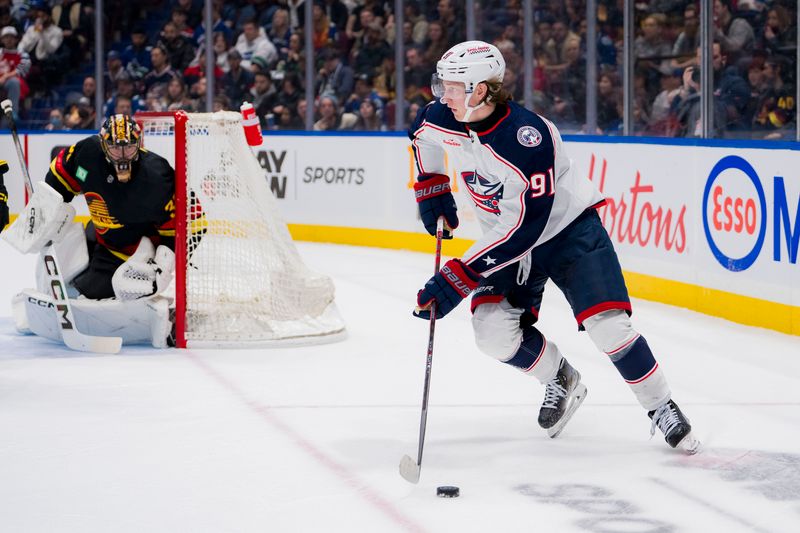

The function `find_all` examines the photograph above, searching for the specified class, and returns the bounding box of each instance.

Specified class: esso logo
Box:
[702,156,767,271]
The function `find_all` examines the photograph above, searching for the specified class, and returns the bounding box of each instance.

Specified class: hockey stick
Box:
[1,99,122,354]
[400,216,445,484]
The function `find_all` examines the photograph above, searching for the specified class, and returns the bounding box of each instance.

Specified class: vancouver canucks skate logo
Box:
[462,171,503,215]
[517,126,542,147]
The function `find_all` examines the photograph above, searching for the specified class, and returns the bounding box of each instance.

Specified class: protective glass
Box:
[431,74,467,100]
[105,144,138,162]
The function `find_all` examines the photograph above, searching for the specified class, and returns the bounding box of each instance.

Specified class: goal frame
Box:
[136,111,189,348]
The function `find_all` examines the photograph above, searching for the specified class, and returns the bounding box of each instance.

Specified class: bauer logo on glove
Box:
[414,258,481,319]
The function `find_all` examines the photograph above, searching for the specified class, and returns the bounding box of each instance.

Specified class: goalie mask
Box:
[100,114,142,183]
[432,41,506,122]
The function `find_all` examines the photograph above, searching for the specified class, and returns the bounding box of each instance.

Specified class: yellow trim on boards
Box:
[6,216,795,336]
[288,223,800,337]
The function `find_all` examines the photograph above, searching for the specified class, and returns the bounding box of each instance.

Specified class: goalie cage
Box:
[135,111,346,348]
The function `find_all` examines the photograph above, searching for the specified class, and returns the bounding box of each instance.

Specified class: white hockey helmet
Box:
[432,40,506,122]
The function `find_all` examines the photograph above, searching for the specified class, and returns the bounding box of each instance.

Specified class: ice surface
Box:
[1,239,799,532]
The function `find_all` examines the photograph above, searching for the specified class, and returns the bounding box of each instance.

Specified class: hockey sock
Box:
[506,327,562,383]
[609,335,670,410]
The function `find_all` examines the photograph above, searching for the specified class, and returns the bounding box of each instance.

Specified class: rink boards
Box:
[2,131,798,335]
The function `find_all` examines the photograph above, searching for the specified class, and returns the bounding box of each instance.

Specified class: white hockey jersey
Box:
[410,101,605,276]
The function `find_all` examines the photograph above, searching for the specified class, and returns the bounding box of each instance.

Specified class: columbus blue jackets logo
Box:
[517,126,542,147]
[462,171,503,215]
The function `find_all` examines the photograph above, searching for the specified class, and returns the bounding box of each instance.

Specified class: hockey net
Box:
[136,111,345,348]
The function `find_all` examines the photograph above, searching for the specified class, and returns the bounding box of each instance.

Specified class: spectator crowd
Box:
[0,0,796,139]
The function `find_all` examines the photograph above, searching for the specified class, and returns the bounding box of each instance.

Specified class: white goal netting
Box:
[138,111,345,347]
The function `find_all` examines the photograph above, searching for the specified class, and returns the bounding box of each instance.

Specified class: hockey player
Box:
[410,41,698,452]
[2,114,179,347]
[0,159,8,232]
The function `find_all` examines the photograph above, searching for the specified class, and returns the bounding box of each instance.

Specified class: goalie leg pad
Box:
[18,289,173,348]
[35,222,89,295]
[1,181,75,254]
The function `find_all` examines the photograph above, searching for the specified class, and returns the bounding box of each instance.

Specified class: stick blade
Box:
[399,454,420,484]
[63,331,123,354]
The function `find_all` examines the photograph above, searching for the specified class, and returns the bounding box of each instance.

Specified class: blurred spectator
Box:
[648,69,682,134]
[296,97,308,126]
[269,8,292,62]
[373,55,396,102]
[635,14,672,99]
[121,26,153,72]
[223,49,254,108]
[752,55,796,139]
[343,72,382,114]
[422,21,449,69]
[51,0,91,67]
[352,22,391,77]
[170,7,195,38]
[113,94,134,115]
[213,32,231,72]
[103,74,145,117]
[760,5,796,58]
[275,72,302,111]
[670,42,749,136]
[403,46,428,89]
[596,72,622,133]
[251,70,277,120]
[712,0,754,63]
[316,47,354,104]
[44,107,64,130]
[352,98,385,131]
[192,2,232,48]
[0,25,29,121]
[183,46,223,88]
[19,0,64,92]
[235,19,277,70]
[235,0,274,32]
[65,75,95,106]
[173,0,202,29]
[281,31,305,76]
[286,0,307,32]
[144,45,178,98]
[435,0,464,45]
[314,94,356,130]
[321,0,349,33]
[311,2,335,51]
[212,93,230,112]
[159,21,196,72]
[671,4,700,70]
[545,20,579,67]
[63,95,94,129]
[404,1,429,46]
[165,76,194,111]
[272,103,301,129]
[105,50,127,91]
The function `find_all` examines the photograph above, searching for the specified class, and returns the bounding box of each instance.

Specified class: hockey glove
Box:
[112,237,176,301]
[414,259,481,320]
[414,173,458,239]
[0,159,8,231]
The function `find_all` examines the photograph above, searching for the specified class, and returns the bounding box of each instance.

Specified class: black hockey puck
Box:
[436,486,460,498]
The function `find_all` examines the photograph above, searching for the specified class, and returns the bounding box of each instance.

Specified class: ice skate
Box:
[538,358,588,438]
[649,399,700,454]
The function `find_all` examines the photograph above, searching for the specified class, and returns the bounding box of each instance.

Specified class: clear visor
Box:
[431,73,467,99]
[106,144,138,162]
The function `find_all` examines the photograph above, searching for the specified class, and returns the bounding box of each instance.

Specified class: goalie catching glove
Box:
[414,259,481,319]
[1,181,75,253]
[112,236,175,301]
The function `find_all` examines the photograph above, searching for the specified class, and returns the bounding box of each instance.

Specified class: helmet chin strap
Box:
[458,91,485,123]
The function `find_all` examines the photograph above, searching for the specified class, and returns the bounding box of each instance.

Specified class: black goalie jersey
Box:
[45,135,176,260]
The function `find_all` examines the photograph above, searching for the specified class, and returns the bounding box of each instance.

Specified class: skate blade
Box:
[547,383,588,439]
[677,432,701,455]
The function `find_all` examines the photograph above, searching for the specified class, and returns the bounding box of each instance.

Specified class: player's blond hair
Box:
[482,79,513,105]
